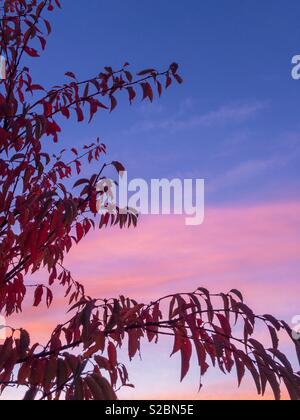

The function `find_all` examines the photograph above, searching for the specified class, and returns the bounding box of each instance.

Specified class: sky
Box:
[3,0,300,400]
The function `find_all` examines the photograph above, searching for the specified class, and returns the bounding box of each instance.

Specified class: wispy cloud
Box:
[209,157,277,191]
[209,139,300,192]
[124,100,267,135]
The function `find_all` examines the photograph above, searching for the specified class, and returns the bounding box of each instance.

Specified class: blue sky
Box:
[26,0,300,208]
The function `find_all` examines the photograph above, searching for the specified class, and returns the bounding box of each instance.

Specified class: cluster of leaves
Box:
[0,0,299,401]
[0,0,181,315]
[1,289,300,400]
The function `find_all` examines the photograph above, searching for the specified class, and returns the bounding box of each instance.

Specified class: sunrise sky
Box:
[4,0,300,400]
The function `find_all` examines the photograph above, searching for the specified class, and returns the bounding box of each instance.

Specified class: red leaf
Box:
[61,107,70,119]
[73,178,89,188]
[194,340,209,375]
[88,99,99,123]
[76,223,84,242]
[166,75,172,88]
[108,342,117,367]
[46,288,53,308]
[38,36,46,50]
[127,87,136,103]
[43,102,52,117]
[157,81,162,97]
[137,68,156,76]
[24,47,39,58]
[49,267,57,286]
[233,353,245,387]
[128,329,140,360]
[124,71,133,82]
[44,19,52,34]
[237,302,255,325]
[217,314,232,337]
[110,96,117,112]
[174,74,183,84]
[89,192,98,214]
[112,161,125,175]
[0,128,9,142]
[180,338,192,382]
[230,289,244,302]
[75,106,84,122]
[65,72,76,79]
[29,84,45,91]
[141,82,153,102]
[171,330,182,356]
[75,160,81,174]
[33,285,44,307]
[170,62,179,74]
[268,326,279,350]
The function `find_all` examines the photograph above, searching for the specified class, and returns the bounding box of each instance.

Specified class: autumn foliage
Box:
[0,0,300,400]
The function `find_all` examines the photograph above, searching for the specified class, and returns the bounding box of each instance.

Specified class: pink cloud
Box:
[65,200,300,316]
[13,199,296,330]
[7,200,300,400]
